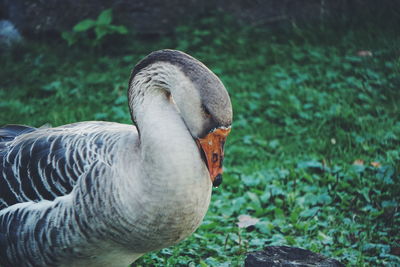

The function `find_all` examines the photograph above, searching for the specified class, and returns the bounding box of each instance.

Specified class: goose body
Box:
[0,50,232,267]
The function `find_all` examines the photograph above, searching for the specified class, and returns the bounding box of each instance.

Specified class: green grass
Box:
[0,16,399,266]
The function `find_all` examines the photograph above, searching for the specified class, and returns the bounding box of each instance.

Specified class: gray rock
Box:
[245,246,344,267]
[0,20,22,49]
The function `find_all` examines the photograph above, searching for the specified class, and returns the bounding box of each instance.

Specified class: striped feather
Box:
[0,122,126,210]
[0,122,137,266]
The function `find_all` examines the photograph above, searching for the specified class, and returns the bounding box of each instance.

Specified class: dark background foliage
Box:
[1,0,399,35]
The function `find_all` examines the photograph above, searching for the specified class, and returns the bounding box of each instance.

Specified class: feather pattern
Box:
[0,122,120,210]
[0,122,140,266]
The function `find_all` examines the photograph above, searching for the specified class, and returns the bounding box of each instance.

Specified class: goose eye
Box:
[202,105,211,118]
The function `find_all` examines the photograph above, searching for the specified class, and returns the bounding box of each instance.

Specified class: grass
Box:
[0,15,399,266]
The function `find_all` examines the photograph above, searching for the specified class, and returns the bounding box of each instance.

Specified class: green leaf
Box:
[297,160,324,170]
[299,207,319,218]
[61,31,77,46]
[42,81,62,91]
[73,19,96,32]
[255,222,272,234]
[97,9,113,25]
[318,231,333,244]
[94,26,108,41]
[247,192,261,209]
[274,208,285,219]
[109,25,128,34]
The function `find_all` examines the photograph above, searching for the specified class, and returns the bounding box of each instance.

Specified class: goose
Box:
[0,49,232,267]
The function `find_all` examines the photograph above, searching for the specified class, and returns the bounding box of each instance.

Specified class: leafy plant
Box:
[62,9,128,47]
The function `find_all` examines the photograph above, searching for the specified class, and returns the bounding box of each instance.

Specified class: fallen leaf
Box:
[237,215,260,228]
[357,50,373,57]
[370,161,381,168]
[353,159,364,166]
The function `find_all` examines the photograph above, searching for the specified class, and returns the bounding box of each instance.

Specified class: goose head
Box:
[128,50,232,186]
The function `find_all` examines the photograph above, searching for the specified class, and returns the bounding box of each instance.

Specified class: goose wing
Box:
[0,122,133,210]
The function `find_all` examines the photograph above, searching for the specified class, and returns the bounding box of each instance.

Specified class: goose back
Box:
[0,122,135,210]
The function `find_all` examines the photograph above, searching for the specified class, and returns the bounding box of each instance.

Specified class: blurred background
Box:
[0,0,399,266]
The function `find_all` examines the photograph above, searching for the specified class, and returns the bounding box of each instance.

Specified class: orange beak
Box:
[196,127,231,187]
